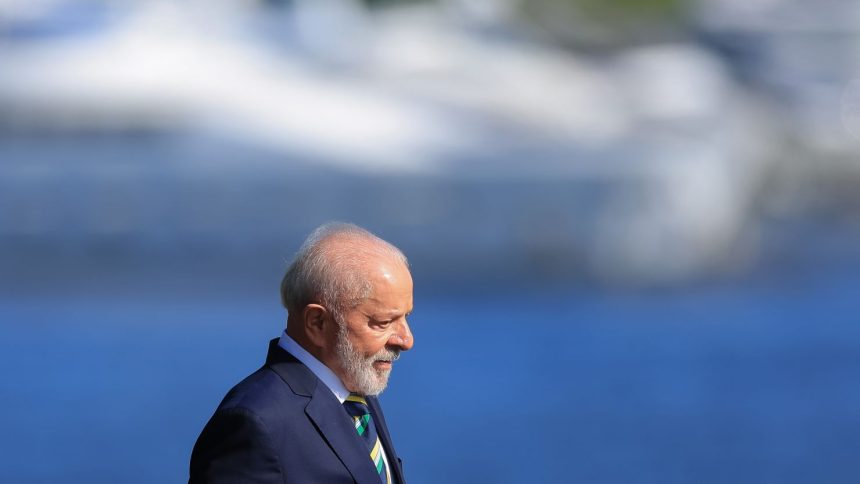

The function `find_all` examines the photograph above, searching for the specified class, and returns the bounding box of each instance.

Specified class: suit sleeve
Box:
[190,407,285,484]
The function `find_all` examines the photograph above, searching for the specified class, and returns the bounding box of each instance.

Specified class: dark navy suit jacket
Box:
[190,340,406,484]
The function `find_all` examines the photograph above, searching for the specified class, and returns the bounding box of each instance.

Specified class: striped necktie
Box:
[343,393,390,484]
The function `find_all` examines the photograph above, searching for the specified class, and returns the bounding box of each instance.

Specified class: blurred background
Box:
[2,0,860,482]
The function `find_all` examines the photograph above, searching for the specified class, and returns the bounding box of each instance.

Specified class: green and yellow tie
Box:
[343,394,390,484]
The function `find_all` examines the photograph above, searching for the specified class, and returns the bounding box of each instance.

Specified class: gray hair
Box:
[280,222,408,317]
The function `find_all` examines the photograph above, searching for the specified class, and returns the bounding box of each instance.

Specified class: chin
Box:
[365,376,391,396]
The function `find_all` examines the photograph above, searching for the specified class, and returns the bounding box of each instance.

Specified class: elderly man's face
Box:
[332,260,414,395]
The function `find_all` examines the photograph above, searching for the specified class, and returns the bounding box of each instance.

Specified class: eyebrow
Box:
[371,308,412,320]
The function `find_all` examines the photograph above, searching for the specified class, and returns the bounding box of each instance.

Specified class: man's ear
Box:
[303,303,330,348]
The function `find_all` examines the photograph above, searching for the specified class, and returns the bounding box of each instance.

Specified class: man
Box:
[190,223,414,483]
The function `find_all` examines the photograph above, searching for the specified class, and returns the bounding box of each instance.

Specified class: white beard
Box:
[334,319,400,396]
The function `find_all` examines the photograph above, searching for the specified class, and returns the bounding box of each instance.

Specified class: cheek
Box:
[347,331,376,352]
[361,333,391,355]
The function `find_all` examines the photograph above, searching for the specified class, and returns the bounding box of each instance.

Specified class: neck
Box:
[285,319,347,385]
[286,321,319,357]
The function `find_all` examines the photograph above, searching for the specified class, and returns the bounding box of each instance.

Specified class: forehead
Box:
[359,261,413,315]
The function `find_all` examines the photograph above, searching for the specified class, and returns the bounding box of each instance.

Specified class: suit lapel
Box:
[305,385,382,484]
[368,396,406,484]
[266,340,382,484]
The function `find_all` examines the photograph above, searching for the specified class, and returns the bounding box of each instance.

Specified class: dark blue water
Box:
[1,268,858,483]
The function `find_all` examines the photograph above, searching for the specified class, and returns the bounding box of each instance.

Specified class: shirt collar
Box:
[278,329,350,404]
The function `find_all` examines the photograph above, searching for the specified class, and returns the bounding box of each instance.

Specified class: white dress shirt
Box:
[278,330,392,480]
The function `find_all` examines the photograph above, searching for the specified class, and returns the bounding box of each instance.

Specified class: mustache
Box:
[373,349,401,363]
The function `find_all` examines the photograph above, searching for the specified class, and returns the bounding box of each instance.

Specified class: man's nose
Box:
[391,320,414,351]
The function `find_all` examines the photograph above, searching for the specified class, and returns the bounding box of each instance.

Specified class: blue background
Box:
[3,0,860,482]
[2,261,859,483]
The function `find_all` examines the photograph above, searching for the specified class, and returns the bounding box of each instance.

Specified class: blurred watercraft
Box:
[0,0,837,285]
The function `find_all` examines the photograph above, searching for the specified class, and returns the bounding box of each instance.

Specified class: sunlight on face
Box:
[334,318,400,395]
[332,257,414,395]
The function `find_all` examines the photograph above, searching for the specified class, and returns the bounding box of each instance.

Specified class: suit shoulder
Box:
[216,366,305,420]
